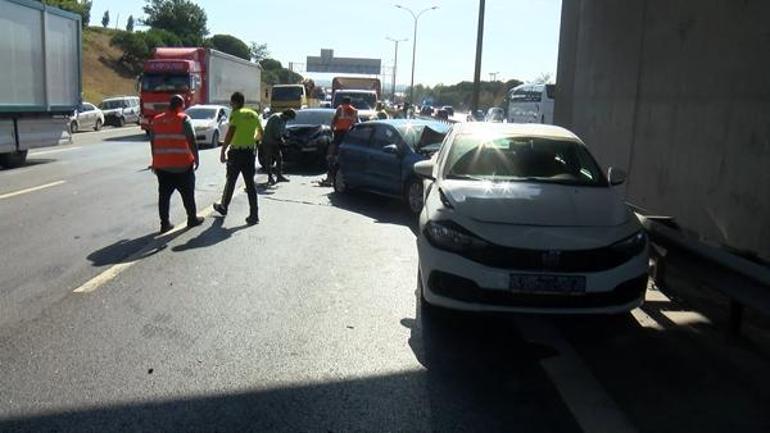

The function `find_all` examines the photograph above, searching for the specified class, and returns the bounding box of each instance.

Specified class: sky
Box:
[91,0,562,87]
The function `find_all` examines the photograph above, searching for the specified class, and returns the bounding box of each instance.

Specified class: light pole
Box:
[471,0,486,112]
[395,5,438,105]
[386,37,408,102]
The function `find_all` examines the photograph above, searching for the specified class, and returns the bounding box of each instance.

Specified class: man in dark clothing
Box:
[262,109,295,185]
[213,92,263,225]
[150,94,203,234]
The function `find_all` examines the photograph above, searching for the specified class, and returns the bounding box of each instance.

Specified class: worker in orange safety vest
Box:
[320,96,359,186]
[150,94,203,234]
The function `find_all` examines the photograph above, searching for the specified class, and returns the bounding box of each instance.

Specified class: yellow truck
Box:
[269,80,321,112]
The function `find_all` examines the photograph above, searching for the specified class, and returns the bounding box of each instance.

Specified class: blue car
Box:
[333,119,451,213]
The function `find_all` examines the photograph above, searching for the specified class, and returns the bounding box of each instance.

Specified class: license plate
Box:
[509,274,586,294]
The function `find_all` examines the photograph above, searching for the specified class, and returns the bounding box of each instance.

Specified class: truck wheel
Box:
[70,121,78,134]
[94,119,102,131]
[0,150,28,169]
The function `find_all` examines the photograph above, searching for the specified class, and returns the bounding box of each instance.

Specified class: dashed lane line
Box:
[0,180,66,200]
[515,316,639,433]
[73,204,216,294]
[29,146,83,156]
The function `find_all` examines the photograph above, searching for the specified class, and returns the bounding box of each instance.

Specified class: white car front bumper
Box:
[416,235,649,314]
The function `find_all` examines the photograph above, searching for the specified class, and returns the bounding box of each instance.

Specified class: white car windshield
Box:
[186,108,218,120]
[445,134,607,186]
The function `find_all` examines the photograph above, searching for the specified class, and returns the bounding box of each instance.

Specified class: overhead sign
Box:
[306,49,381,75]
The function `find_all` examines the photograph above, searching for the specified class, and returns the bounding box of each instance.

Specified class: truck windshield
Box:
[142,74,191,92]
[333,93,377,110]
[272,86,304,101]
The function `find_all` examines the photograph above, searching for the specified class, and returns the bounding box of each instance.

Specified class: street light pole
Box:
[386,37,408,101]
[396,5,438,105]
[471,0,486,112]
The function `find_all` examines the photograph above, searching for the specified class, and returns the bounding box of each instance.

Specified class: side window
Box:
[370,126,398,149]
[545,84,555,100]
[77,104,87,112]
[86,104,96,111]
[531,86,543,102]
[343,125,374,147]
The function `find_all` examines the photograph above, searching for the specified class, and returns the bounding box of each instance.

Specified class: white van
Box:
[507,83,555,124]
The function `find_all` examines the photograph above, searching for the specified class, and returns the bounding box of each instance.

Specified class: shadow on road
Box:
[87,233,164,266]
[172,217,249,252]
[0,158,55,171]
[326,191,418,235]
[103,133,148,143]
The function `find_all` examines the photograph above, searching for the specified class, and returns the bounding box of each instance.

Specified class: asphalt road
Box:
[0,127,768,433]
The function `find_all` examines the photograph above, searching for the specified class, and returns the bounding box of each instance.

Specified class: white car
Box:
[185,105,231,148]
[414,123,649,314]
[69,102,104,133]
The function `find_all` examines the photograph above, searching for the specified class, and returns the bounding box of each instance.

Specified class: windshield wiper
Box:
[445,174,486,181]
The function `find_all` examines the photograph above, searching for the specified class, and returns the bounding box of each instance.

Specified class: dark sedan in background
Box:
[259,108,335,168]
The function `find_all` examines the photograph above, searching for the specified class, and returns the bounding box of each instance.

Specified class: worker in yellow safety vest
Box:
[150,94,203,234]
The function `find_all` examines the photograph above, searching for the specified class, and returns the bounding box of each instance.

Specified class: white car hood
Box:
[441,179,629,227]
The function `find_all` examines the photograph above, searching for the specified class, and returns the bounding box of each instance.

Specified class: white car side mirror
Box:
[608,167,627,186]
[414,160,435,180]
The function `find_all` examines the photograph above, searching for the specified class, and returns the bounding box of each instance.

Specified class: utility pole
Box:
[386,37,408,101]
[471,0,486,112]
[396,5,438,105]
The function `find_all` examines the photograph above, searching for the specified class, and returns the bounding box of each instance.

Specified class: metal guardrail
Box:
[635,212,770,336]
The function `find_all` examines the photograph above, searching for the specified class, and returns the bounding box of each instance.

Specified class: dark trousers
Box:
[156,168,197,224]
[263,143,284,179]
[221,148,258,217]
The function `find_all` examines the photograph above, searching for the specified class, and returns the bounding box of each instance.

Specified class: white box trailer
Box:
[207,49,262,107]
[0,0,81,168]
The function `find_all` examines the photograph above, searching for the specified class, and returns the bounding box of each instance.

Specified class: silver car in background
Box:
[186,105,231,148]
[69,102,104,133]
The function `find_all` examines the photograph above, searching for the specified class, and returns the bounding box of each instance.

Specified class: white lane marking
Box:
[73,203,218,294]
[0,180,66,200]
[30,146,82,156]
[515,316,639,433]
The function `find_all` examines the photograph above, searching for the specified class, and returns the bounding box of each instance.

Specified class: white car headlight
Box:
[424,220,489,253]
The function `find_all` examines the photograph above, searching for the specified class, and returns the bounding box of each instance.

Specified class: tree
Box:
[110,29,182,74]
[208,34,250,60]
[43,0,93,26]
[101,10,110,28]
[533,72,553,84]
[250,42,269,62]
[126,15,135,32]
[142,0,208,46]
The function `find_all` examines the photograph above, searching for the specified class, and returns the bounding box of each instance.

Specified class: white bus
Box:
[507,83,555,124]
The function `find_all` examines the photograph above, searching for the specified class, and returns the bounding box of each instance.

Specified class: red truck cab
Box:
[139,48,207,132]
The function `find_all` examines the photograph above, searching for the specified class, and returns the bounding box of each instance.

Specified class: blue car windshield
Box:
[395,122,449,149]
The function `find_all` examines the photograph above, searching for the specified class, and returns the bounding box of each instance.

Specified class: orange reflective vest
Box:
[333,104,358,133]
[151,111,194,170]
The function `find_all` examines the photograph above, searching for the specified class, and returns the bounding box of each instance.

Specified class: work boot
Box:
[246,214,260,226]
[159,221,173,234]
[268,176,277,185]
[276,175,290,183]
[187,216,204,228]
[213,203,228,216]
